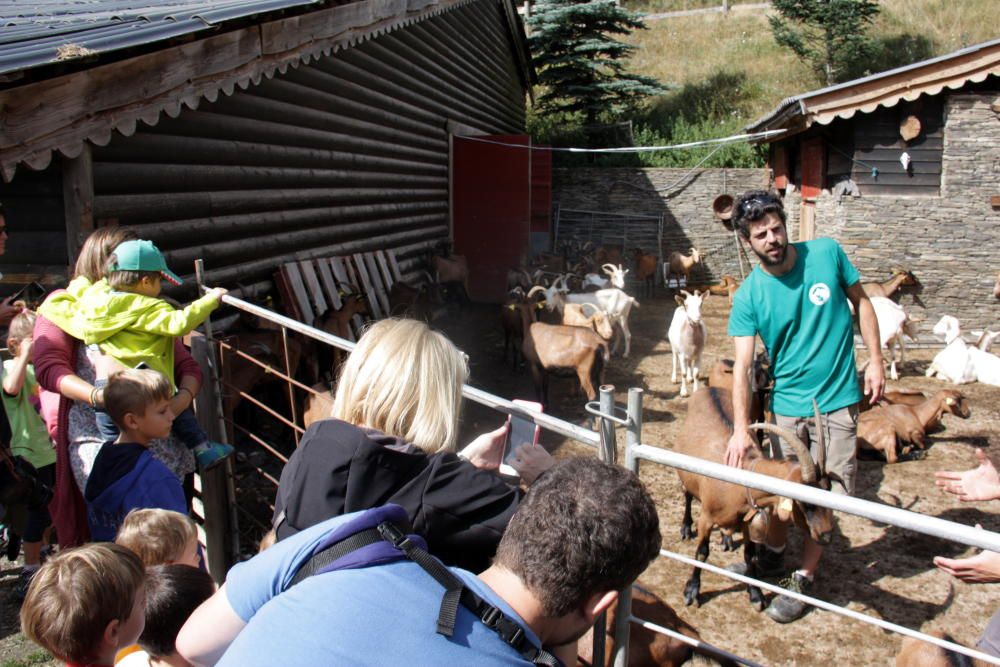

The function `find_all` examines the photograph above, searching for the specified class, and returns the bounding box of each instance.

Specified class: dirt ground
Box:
[2,291,997,666]
[441,292,1000,666]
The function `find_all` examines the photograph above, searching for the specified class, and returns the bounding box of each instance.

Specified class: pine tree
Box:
[769,0,880,86]
[527,0,663,130]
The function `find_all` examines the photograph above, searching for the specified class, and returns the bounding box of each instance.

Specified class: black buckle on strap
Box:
[377,521,412,550]
[480,605,502,629]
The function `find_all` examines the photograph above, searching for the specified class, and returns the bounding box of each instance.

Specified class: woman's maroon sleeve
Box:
[173,338,204,385]
[32,313,77,393]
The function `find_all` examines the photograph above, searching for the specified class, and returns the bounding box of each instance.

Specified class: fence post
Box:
[193,260,240,580]
[612,387,643,667]
[598,385,616,464]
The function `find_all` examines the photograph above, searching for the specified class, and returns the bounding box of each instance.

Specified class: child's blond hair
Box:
[7,305,34,347]
[104,368,172,428]
[20,543,144,664]
[116,509,197,566]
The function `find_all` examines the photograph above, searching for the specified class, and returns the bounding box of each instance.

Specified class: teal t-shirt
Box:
[1,360,57,470]
[727,237,862,417]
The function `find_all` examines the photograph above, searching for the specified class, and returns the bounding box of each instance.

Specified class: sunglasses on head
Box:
[737,194,782,222]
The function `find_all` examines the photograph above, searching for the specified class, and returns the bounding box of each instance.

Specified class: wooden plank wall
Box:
[88,0,526,302]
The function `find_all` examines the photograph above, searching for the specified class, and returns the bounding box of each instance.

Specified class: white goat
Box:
[582,264,627,291]
[668,290,708,397]
[870,296,920,381]
[926,316,976,384]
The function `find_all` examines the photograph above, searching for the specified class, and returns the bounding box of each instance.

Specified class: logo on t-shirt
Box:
[809,283,831,306]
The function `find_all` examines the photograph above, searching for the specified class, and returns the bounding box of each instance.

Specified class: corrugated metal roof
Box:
[747,37,1000,138]
[0,0,326,76]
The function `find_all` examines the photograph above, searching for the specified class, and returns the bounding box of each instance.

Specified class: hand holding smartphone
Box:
[499,399,543,477]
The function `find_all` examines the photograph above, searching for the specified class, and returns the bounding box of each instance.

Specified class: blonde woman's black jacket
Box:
[272,418,521,573]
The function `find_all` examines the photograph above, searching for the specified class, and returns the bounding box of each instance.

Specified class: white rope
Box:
[659,548,1000,666]
[456,129,785,153]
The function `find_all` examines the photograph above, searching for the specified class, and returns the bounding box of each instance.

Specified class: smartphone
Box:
[499,399,543,477]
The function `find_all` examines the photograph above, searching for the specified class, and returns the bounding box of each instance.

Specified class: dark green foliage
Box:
[528,0,664,128]
[769,0,880,85]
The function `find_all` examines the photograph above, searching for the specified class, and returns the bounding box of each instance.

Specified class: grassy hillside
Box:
[531,0,997,168]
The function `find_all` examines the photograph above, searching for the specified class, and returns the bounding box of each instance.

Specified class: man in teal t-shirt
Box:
[724,191,884,623]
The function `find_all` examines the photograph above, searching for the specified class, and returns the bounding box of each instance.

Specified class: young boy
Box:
[73,239,232,470]
[20,542,146,667]
[116,508,200,568]
[84,369,188,542]
[1,307,56,600]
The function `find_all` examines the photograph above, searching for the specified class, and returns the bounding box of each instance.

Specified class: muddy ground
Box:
[442,292,1000,666]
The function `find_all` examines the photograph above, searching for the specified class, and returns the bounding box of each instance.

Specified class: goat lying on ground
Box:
[857,389,970,463]
[926,316,977,384]
[668,290,708,398]
[576,584,735,667]
[862,267,919,300]
[870,296,920,381]
[707,275,739,304]
[665,248,702,289]
[519,305,608,404]
[677,387,833,610]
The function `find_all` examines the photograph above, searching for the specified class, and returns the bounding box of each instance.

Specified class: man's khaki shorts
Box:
[767,404,859,496]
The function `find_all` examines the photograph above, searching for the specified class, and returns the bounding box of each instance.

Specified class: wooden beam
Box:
[61,144,94,265]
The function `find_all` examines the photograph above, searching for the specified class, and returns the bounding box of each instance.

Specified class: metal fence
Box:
[200,287,1000,666]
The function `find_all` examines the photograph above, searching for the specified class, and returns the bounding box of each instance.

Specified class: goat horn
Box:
[746,423,817,484]
[601,263,617,273]
[527,285,546,298]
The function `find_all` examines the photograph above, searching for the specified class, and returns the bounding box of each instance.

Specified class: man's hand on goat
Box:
[724,429,754,469]
[935,449,1000,502]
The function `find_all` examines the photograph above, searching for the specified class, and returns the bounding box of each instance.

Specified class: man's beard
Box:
[754,243,787,267]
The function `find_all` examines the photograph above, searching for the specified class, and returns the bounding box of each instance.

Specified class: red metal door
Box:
[453,134,532,303]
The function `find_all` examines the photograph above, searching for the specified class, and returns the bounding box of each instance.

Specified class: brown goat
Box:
[707,275,740,304]
[896,630,989,667]
[633,249,658,298]
[859,388,926,413]
[858,390,970,463]
[221,329,303,419]
[665,248,702,289]
[677,387,833,610]
[707,355,771,426]
[562,302,614,341]
[519,306,608,404]
[388,272,441,322]
[432,254,469,302]
[577,585,735,667]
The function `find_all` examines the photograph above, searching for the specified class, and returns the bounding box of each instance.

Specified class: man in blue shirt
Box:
[176,457,662,666]
[725,191,884,623]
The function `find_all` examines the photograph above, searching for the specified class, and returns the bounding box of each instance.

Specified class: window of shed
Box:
[847,98,943,197]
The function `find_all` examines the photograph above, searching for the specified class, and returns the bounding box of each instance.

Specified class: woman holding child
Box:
[33,227,203,547]
[273,318,555,573]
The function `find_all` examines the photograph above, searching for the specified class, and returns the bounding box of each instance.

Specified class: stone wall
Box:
[785,93,1000,331]
[553,167,769,283]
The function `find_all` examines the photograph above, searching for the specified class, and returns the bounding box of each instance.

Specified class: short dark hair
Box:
[493,457,661,616]
[138,564,216,658]
[732,190,786,239]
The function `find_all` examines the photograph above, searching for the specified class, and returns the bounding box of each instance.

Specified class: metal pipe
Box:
[281,327,300,447]
[612,388,644,667]
[628,616,762,667]
[633,444,1000,552]
[598,385,616,464]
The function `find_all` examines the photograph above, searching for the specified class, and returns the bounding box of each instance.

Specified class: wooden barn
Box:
[747,38,1000,329]
[0,0,546,305]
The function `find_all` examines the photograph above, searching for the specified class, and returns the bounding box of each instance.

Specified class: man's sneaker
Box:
[194,441,235,471]
[765,571,813,623]
[13,569,36,602]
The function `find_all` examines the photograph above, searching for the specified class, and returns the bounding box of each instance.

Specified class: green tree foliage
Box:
[769,0,880,86]
[528,0,664,128]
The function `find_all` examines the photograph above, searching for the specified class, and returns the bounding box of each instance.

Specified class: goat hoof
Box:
[749,588,765,611]
[680,525,695,540]
[721,534,735,551]
[683,582,700,607]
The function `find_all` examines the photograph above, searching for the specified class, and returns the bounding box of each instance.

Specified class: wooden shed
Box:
[746,38,1000,328]
[0,0,538,301]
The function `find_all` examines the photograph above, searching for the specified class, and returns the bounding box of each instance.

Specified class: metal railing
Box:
[203,289,1000,666]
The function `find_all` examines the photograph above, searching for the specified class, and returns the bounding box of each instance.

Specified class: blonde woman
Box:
[273,318,553,573]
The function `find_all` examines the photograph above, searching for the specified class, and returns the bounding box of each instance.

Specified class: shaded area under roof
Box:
[747,37,1000,140]
[0,0,327,76]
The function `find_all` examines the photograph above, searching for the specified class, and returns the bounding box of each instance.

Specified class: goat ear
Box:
[675,295,685,306]
[680,290,691,298]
